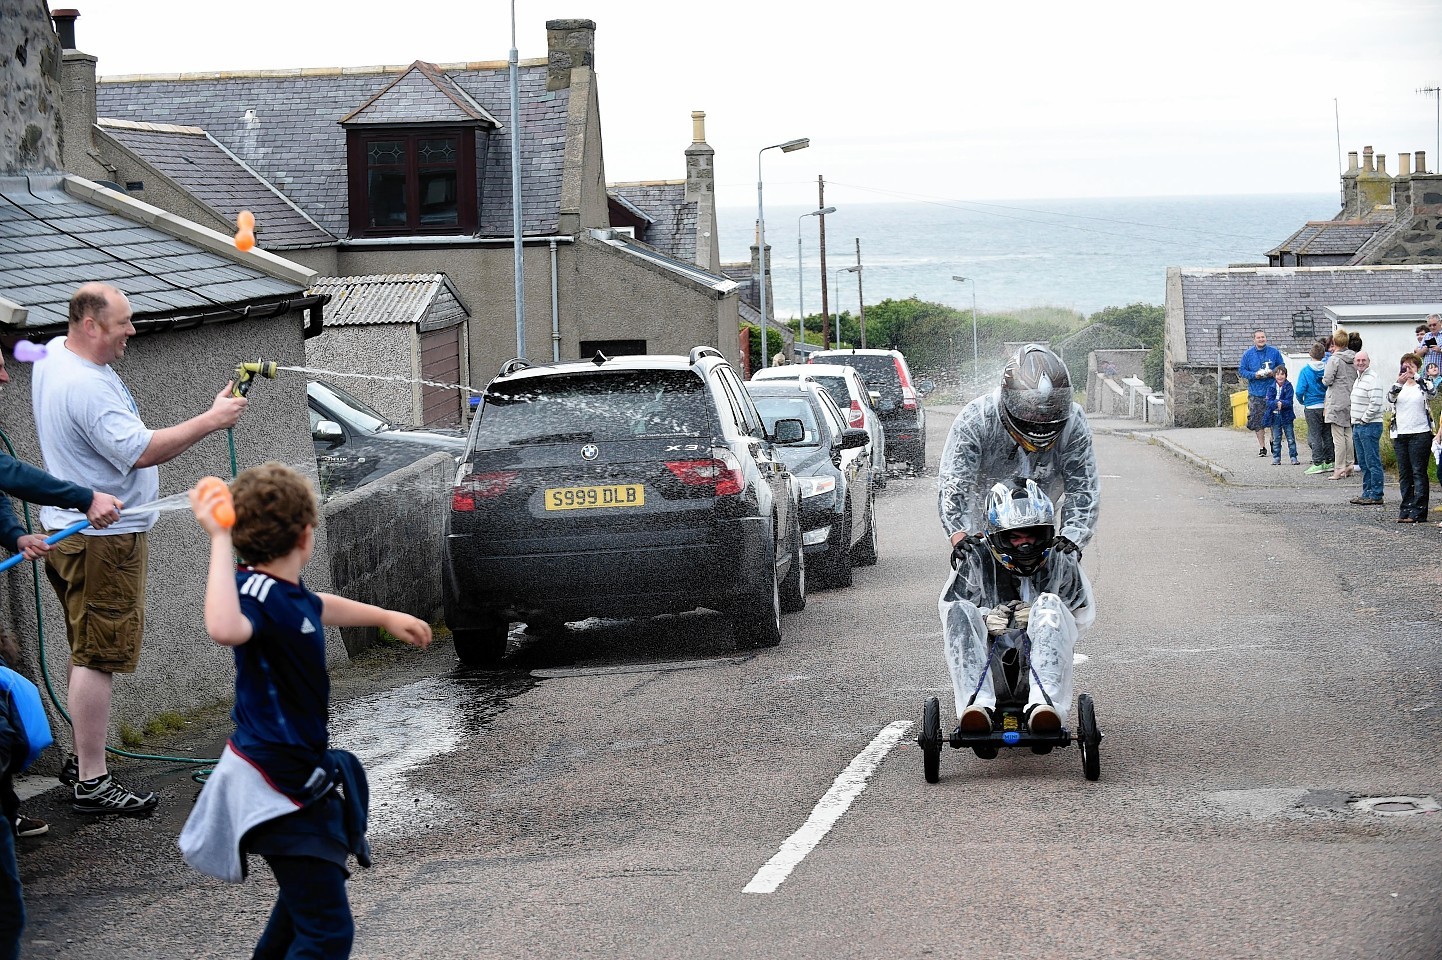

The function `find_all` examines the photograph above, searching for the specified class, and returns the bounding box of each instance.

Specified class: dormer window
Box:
[339,61,499,239]
[348,128,476,235]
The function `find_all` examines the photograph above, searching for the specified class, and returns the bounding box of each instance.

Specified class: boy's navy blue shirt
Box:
[231,568,329,797]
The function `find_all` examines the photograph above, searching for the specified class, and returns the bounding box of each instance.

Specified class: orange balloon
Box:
[237,210,255,230]
[196,477,236,529]
[234,229,255,251]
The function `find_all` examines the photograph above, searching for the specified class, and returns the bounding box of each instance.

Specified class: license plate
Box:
[544,484,645,511]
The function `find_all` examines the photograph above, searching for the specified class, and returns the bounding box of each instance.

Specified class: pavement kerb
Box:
[1142,433,1232,482]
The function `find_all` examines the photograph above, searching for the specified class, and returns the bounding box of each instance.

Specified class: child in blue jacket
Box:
[1264,366,1299,464]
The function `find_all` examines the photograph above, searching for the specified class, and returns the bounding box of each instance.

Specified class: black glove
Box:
[950,534,986,569]
[1052,535,1082,559]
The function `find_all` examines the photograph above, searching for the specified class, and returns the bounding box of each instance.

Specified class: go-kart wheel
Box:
[1077,693,1101,781]
[919,697,942,784]
[972,745,998,760]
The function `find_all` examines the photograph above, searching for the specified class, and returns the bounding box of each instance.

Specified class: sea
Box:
[717,193,1338,319]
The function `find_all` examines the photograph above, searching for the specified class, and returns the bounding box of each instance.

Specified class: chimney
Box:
[545,19,596,92]
[1418,150,1428,175]
[1399,153,1412,177]
[51,9,79,49]
[1356,145,1393,214]
[1340,150,1360,217]
[685,111,720,272]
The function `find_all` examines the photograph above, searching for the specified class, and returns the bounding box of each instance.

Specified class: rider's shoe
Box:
[1025,703,1061,736]
[958,705,992,736]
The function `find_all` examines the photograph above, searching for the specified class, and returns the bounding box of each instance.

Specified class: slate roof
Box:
[609,181,696,263]
[97,61,568,238]
[307,274,470,331]
[99,119,335,250]
[1266,221,1386,260]
[341,61,499,127]
[1176,265,1442,364]
[588,230,736,293]
[0,175,307,329]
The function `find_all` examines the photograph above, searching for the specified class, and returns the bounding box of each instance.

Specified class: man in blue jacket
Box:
[1238,330,1285,458]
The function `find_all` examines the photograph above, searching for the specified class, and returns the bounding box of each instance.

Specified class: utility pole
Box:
[855,237,866,349]
[818,175,831,350]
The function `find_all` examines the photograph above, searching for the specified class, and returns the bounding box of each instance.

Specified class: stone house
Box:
[58,14,741,406]
[0,4,340,736]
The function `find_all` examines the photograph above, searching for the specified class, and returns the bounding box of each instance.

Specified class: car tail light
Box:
[848,399,865,428]
[895,357,918,410]
[451,470,519,511]
[665,450,744,496]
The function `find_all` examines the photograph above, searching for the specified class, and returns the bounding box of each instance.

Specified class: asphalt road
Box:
[13,406,1442,959]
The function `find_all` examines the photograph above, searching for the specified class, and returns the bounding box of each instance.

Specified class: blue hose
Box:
[0,519,89,573]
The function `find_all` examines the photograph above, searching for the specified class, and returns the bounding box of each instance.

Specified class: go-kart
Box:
[918,625,1102,782]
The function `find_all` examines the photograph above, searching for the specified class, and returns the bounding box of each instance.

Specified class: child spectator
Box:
[1426,361,1441,393]
[1294,341,1334,473]
[1,626,52,959]
[180,463,431,958]
[1264,365,1299,465]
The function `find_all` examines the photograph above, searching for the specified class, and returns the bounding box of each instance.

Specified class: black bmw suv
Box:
[442,347,805,665]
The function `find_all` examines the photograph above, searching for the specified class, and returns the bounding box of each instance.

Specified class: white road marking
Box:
[744,720,912,894]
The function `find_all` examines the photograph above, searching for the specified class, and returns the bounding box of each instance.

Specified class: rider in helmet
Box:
[938,343,1099,561]
[939,477,1094,735]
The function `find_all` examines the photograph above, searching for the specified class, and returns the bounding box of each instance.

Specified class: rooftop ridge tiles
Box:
[97,117,205,136]
[98,58,549,84]
[609,179,687,188]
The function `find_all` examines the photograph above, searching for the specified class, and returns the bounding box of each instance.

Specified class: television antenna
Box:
[1421,86,1441,170]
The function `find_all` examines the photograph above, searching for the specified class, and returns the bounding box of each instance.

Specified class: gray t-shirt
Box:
[32,336,157,535]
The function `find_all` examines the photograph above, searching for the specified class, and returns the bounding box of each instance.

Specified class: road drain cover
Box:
[1350,796,1440,816]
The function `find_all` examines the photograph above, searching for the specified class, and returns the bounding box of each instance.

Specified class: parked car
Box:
[308,379,466,498]
[809,348,934,473]
[745,380,877,587]
[750,362,887,488]
[442,347,805,665]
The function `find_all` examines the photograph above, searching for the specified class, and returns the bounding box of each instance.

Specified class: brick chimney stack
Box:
[546,19,596,92]
[48,7,104,177]
[1356,145,1394,214]
[1340,150,1360,217]
[685,111,719,272]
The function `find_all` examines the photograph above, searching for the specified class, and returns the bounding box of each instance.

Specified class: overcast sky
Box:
[70,0,1442,208]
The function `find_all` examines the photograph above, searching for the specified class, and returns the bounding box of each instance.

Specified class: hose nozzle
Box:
[232,360,278,397]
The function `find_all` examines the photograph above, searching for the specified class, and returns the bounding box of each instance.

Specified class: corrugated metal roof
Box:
[0,175,305,329]
[306,273,470,327]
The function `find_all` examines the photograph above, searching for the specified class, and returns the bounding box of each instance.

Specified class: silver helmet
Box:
[984,478,1056,576]
[999,344,1072,451]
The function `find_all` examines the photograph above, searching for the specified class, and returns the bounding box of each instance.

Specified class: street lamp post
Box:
[835,265,859,345]
[952,275,979,389]
[757,137,810,369]
[796,205,836,361]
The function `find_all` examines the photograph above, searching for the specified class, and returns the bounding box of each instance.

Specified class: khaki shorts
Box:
[43,531,148,674]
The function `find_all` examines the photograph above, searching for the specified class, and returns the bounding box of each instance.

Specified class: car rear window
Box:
[473,370,715,449]
[815,354,899,393]
[751,395,823,445]
[809,375,851,410]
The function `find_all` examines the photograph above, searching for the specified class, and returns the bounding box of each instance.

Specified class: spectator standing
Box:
[32,283,247,816]
[1323,329,1358,480]
[1264,366,1299,464]
[1387,352,1435,523]
[1427,361,1442,393]
[0,627,46,960]
[1239,330,1285,458]
[1349,351,1386,506]
[1294,341,1334,473]
[1421,314,1442,373]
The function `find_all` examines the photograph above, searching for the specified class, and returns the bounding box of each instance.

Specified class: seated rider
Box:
[939,477,1094,738]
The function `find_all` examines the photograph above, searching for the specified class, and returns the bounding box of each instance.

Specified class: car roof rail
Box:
[498,357,533,377]
[689,345,725,365]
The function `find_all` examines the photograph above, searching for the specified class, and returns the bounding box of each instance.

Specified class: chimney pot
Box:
[691,111,706,144]
[1418,150,1429,174]
[51,8,80,50]
[1377,154,1388,176]
[1399,153,1412,177]
[1362,146,1375,174]
[1346,151,1359,174]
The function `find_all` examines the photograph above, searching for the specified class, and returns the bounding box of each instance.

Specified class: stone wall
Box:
[1170,364,1243,428]
[322,451,453,656]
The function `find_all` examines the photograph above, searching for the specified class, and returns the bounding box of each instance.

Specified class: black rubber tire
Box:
[780,517,807,613]
[821,504,854,588]
[851,493,878,566]
[920,697,942,784]
[735,542,783,649]
[452,618,509,667]
[908,446,927,475]
[1077,693,1101,781]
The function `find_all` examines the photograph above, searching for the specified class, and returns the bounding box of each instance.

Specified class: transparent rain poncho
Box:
[936,391,1100,549]
[938,547,1095,723]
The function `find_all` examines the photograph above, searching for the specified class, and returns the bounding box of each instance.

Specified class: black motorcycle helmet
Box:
[999,344,1072,452]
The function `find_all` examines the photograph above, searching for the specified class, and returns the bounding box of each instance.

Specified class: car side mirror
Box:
[838,428,870,451]
[313,420,344,445]
[917,379,936,396]
[771,418,805,444]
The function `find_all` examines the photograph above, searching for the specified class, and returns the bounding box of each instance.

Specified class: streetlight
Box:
[797,205,836,360]
[835,265,860,346]
[952,275,979,388]
[757,137,810,369]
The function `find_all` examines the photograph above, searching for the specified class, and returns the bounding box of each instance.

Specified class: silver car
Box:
[751,363,887,487]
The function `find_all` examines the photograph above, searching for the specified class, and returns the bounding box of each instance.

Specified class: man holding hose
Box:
[31,283,248,816]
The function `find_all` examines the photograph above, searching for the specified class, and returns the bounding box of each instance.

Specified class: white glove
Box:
[1013,603,1031,629]
[984,606,1011,636]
